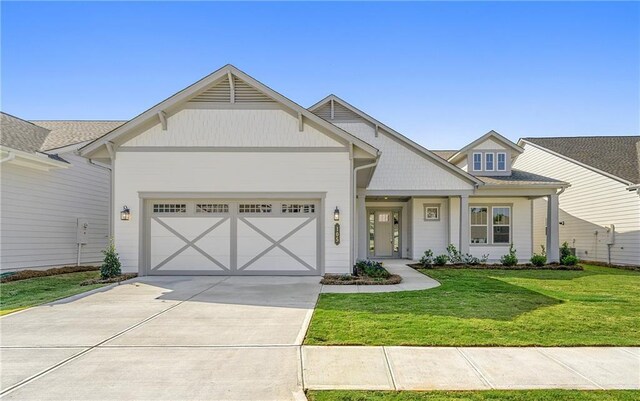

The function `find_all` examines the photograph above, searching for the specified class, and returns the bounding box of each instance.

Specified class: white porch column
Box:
[356,188,367,261]
[546,193,560,263]
[459,195,470,254]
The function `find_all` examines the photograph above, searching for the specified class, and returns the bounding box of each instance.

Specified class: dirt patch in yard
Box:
[80,273,138,286]
[1,266,100,283]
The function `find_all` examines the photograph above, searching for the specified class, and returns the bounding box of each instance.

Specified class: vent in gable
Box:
[189,75,275,103]
[312,101,365,122]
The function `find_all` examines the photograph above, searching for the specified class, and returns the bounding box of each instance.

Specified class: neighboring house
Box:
[0,112,124,271]
[513,136,640,266]
[78,65,567,276]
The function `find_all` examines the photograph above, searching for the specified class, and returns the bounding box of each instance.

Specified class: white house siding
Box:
[0,152,110,270]
[332,122,473,191]
[474,138,507,150]
[515,143,640,265]
[410,198,449,259]
[124,109,343,148]
[468,197,533,262]
[114,151,352,274]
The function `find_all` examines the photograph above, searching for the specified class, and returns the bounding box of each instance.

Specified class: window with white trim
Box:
[424,205,440,220]
[153,203,187,213]
[492,206,511,243]
[472,153,482,171]
[239,204,272,213]
[470,207,488,244]
[497,152,507,171]
[195,204,229,214]
[282,204,315,214]
[485,153,494,171]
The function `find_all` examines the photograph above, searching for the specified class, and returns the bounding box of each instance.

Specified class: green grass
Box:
[305,265,640,346]
[0,271,106,315]
[306,390,640,401]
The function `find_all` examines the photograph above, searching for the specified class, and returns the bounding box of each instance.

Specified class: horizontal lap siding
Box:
[515,144,640,266]
[1,153,110,270]
[115,152,351,274]
[411,198,449,257]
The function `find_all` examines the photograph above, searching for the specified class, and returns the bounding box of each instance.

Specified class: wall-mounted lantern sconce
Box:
[559,221,565,225]
[120,206,131,221]
[334,207,340,221]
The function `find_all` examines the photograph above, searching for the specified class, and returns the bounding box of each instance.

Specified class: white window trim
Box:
[485,152,495,171]
[423,204,440,221]
[472,152,483,171]
[497,152,507,171]
[470,206,488,244]
[491,206,511,244]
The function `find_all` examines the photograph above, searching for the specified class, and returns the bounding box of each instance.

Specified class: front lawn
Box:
[0,271,107,315]
[306,390,639,401]
[305,265,640,346]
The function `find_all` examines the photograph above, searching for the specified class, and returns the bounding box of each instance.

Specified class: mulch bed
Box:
[80,273,138,286]
[321,274,402,285]
[0,265,100,283]
[407,263,583,271]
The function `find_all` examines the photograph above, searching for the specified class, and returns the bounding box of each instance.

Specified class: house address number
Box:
[334,223,340,245]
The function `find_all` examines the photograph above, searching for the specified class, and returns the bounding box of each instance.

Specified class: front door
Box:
[369,209,401,258]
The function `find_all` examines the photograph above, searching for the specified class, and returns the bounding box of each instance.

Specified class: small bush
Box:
[419,250,434,268]
[530,254,547,267]
[500,244,518,267]
[561,255,579,266]
[560,241,573,260]
[101,240,122,279]
[434,254,449,266]
[353,259,390,279]
[446,244,462,264]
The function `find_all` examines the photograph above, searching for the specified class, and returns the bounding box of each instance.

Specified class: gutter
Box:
[0,151,15,163]
[351,152,381,266]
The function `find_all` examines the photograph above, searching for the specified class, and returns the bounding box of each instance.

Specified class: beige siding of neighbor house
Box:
[331,121,473,191]
[116,109,352,274]
[514,143,640,266]
[124,108,343,148]
[0,152,110,270]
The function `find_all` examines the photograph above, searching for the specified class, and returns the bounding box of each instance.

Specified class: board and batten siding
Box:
[331,121,473,191]
[1,152,110,270]
[514,143,640,266]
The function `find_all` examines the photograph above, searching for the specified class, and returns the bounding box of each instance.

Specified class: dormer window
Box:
[472,153,482,171]
[485,153,494,171]
[497,152,507,171]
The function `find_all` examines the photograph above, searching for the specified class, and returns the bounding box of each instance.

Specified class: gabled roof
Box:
[308,94,482,185]
[1,112,50,153]
[80,65,379,158]
[448,130,524,164]
[476,169,568,187]
[520,136,640,185]
[33,120,126,151]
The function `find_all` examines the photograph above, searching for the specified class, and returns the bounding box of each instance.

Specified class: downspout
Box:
[352,152,381,268]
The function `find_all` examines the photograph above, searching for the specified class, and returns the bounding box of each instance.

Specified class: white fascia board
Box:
[80,65,379,159]
[309,95,482,186]
[0,146,70,170]
[518,139,635,186]
[448,130,524,164]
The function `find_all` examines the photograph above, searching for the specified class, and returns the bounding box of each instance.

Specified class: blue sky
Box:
[2,1,638,149]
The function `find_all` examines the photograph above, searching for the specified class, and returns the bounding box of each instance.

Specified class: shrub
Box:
[560,242,573,260]
[419,250,434,268]
[434,254,449,266]
[101,240,122,279]
[530,254,547,267]
[500,244,518,266]
[561,255,579,266]
[353,259,390,278]
[446,244,462,264]
[460,253,489,266]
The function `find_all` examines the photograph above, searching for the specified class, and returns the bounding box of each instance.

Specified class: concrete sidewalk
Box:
[302,346,640,391]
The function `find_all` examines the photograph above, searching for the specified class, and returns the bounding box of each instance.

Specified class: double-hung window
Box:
[497,152,507,171]
[485,153,494,171]
[470,207,488,244]
[492,207,511,243]
[472,153,482,171]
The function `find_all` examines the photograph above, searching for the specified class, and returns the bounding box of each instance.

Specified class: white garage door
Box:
[145,199,320,275]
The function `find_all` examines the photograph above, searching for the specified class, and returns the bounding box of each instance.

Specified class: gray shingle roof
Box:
[476,169,568,186]
[31,120,126,151]
[432,150,457,160]
[1,112,51,153]
[523,136,640,184]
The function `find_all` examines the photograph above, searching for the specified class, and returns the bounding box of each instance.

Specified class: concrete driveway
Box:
[0,275,320,400]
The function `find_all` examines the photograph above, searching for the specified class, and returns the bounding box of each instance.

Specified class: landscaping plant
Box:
[446,244,462,264]
[559,242,579,265]
[530,246,547,267]
[500,244,518,266]
[100,240,122,279]
[419,250,434,268]
[433,254,449,266]
[354,259,390,279]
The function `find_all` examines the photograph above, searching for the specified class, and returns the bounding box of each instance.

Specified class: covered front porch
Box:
[354,189,562,264]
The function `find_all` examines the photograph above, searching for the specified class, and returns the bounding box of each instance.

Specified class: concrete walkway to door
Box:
[0,275,320,400]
